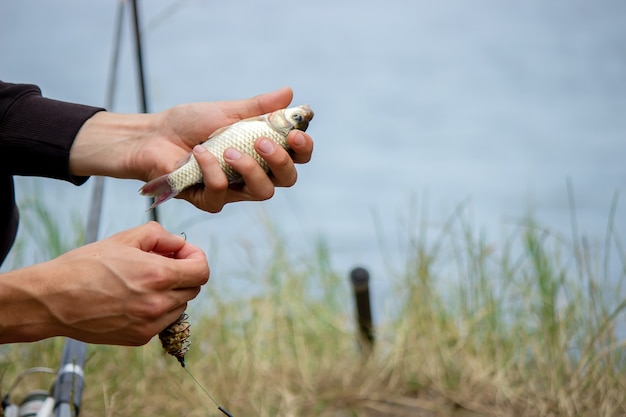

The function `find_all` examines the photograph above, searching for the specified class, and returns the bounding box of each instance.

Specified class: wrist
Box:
[69,111,156,180]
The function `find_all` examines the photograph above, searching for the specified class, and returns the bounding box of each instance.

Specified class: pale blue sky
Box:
[2,1,626,312]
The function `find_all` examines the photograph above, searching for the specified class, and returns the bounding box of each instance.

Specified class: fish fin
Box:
[139,174,179,209]
[146,192,177,210]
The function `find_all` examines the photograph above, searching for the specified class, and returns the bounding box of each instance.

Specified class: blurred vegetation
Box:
[1,196,625,417]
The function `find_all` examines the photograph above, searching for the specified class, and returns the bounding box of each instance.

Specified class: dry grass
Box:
[2,202,625,417]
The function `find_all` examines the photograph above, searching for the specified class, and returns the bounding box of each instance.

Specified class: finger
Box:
[173,240,209,264]
[223,147,275,200]
[193,145,229,195]
[223,87,294,120]
[157,303,189,333]
[252,86,294,114]
[116,221,180,253]
[177,145,230,213]
[173,286,202,302]
[156,251,209,291]
[287,131,314,164]
[126,223,207,272]
[255,137,297,187]
[170,241,210,287]
[143,222,188,255]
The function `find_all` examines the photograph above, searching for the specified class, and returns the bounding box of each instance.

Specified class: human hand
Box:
[71,87,314,213]
[146,87,314,212]
[0,222,209,346]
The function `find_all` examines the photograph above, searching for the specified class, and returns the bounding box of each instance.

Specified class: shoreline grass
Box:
[2,201,625,416]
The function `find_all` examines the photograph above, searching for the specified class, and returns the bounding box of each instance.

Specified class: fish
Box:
[139,104,314,209]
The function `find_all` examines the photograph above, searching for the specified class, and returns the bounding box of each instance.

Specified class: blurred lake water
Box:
[2,0,625,320]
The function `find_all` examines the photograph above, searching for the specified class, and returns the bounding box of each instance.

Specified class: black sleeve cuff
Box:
[0,83,105,185]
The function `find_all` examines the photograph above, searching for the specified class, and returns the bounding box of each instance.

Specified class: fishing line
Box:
[183,367,234,417]
[175,235,232,417]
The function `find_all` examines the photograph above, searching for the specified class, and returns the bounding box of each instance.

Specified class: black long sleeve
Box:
[0,81,104,264]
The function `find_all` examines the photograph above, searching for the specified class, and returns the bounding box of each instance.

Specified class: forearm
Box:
[0,262,66,343]
[69,111,157,180]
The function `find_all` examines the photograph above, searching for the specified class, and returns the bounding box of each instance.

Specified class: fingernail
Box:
[224,148,242,160]
[258,138,275,154]
[193,145,207,154]
[293,132,305,147]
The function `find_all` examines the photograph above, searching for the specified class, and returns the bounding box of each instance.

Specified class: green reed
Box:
[1,196,625,417]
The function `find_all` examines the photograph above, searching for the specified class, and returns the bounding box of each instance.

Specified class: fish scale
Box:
[167,120,286,191]
[139,104,314,209]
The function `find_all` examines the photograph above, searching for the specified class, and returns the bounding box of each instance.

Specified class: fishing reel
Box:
[2,367,56,417]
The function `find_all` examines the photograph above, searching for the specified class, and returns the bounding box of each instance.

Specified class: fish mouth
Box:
[301,104,314,120]
[285,105,314,131]
[299,105,314,131]
[299,120,310,131]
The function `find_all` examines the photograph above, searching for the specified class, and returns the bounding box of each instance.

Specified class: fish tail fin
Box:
[139,174,178,209]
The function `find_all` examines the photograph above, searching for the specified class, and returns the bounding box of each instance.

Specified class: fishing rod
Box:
[3,2,228,415]
[129,0,160,220]
[51,2,129,416]
[2,2,128,416]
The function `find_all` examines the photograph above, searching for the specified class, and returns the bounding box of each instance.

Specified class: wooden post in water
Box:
[350,267,375,354]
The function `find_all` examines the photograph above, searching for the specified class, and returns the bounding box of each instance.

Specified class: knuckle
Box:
[148,268,171,290]
[268,152,298,186]
[137,221,164,238]
[283,170,298,187]
[202,200,225,214]
[234,155,257,174]
[194,267,209,287]
[188,286,202,301]
[200,172,229,195]
[258,186,275,201]
[208,205,224,214]
[207,177,229,193]
[144,220,162,231]
[135,296,169,321]
[273,150,293,170]
[203,265,211,284]
[130,332,153,346]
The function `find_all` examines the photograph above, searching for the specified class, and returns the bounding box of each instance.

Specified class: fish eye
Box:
[292,113,303,123]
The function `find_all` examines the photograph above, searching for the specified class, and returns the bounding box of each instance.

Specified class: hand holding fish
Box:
[141,102,314,209]
[69,87,314,213]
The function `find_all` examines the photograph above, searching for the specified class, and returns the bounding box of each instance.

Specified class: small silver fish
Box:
[139,104,314,209]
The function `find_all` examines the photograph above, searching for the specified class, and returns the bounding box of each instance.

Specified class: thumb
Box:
[129,221,186,255]
[227,87,294,119]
